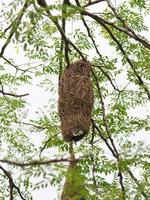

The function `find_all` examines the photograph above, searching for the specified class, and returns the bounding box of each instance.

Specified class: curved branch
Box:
[106,0,150,49]
[96,21,150,100]
[0,81,29,98]
[128,170,148,200]
[82,10,150,50]
[0,165,26,200]
[75,0,120,91]
[0,158,80,167]
[0,1,31,57]
[84,0,105,7]
[36,0,85,59]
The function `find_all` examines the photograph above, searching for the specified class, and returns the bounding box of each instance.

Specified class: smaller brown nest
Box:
[58,59,93,142]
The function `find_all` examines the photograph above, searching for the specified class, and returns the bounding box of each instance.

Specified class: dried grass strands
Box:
[58,59,94,142]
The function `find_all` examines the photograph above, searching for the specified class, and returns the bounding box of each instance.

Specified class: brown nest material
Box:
[58,59,94,142]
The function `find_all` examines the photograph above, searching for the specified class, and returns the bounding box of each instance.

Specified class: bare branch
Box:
[2,56,30,73]
[0,91,29,97]
[0,81,29,98]
[0,165,26,200]
[3,25,12,33]
[0,158,80,167]
[84,0,106,7]
[15,121,46,130]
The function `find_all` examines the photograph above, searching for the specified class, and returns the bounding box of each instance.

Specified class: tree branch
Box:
[91,74,148,199]
[0,91,29,98]
[0,1,31,57]
[0,81,29,98]
[90,121,99,194]
[91,119,117,159]
[82,10,150,50]
[84,0,106,7]
[99,22,150,100]
[59,0,71,82]
[105,0,150,49]
[2,56,30,73]
[92,118,126,199]
[128,170,148,200]
[39,133,60,157]
[73,2,150,100]
[0,165,26,200]
[0,158,80,167]
[36,0,85,59]
[91,69,126,198]
[62,0,70,68]
[75,0,120,92]
[15,121,46,131]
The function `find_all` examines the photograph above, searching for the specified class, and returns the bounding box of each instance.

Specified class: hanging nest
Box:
[58,59,94,142]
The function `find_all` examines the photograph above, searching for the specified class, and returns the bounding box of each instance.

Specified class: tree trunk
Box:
[61,143,88,200]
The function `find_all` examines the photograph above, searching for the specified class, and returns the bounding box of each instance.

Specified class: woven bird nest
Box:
[58,59,94,142]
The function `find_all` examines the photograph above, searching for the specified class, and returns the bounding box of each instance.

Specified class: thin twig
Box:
[0,165,26,200]
[92,119,126,199]
[39,133,59,157]
[91,119,117,158]
[15,121,46,130]
[0,1,31,57]
[2,56,31,73]
[84,0,106,7]
[0,81,28,97]
[128,170,148,200]
[90,122,99,195]
[62,0,70,68]
[0,90,29,98]
[91,70,126,199]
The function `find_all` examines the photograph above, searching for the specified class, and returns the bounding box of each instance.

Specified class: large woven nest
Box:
[58,59,94,142]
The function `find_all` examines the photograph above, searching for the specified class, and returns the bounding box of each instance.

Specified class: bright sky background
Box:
[0,0,150,199]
